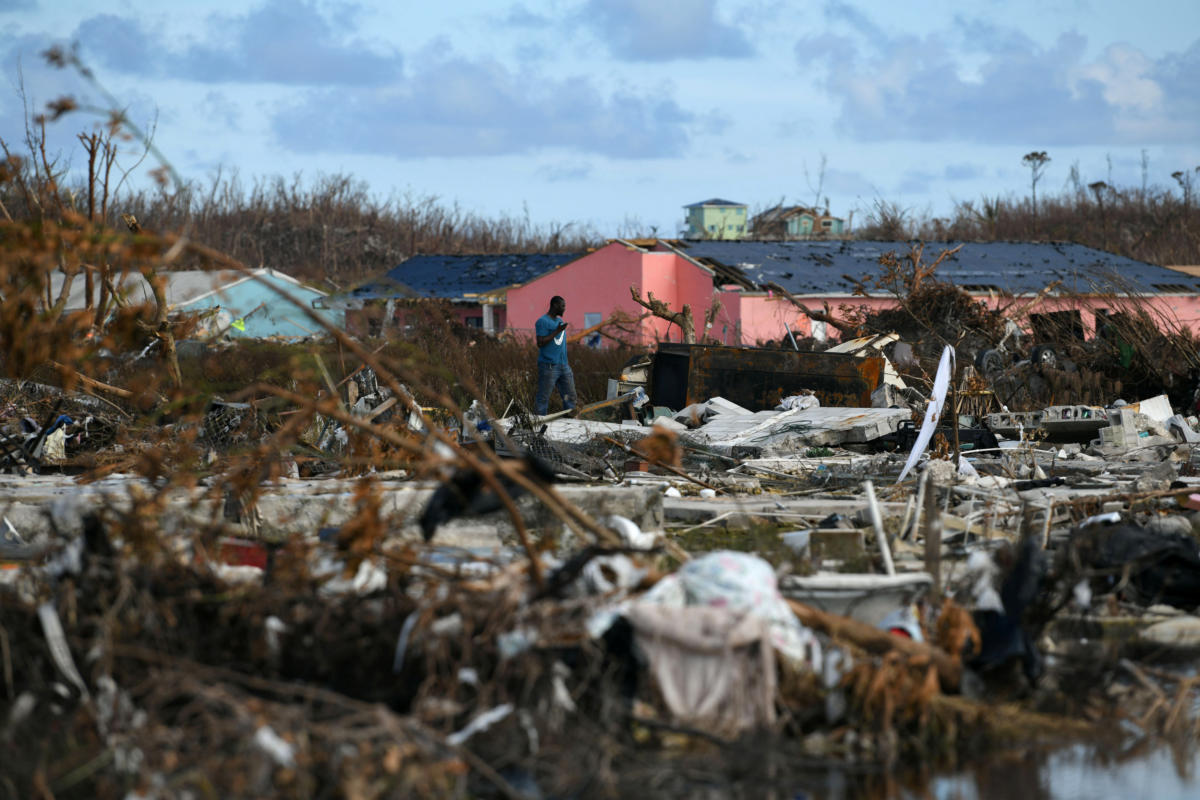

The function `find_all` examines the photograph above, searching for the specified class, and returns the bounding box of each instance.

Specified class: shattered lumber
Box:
[785,598,963,692]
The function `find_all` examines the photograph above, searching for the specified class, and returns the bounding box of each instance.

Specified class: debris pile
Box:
[7,247,1200,797]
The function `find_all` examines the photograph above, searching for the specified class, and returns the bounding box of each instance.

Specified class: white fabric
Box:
[623,604,776,735]
[897,345,955,483]
[635,551,821,668]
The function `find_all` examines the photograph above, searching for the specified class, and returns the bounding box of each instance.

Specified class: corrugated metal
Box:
[343,253,586,301]
[678,240,1200,296]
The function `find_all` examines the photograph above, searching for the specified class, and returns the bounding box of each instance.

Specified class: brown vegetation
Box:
[857,162,1200,267]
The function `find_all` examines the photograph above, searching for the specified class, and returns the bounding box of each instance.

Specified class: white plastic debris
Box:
[318,558,387,597]
[604,514,656,549]
[265,616,288,660]
[663,486,682,498]
[699,488,717,499]
[1072,580,1092,610]
[38,602,89,699]
[777,394,820,411]
[1080,511,1122,528]
[965,551,1003,612]
[447,703,513,746]
[898,345,954,483]
[497,628,537,660]
[780,530,811,555]
[253,725,296,768]
[582,554,646,594]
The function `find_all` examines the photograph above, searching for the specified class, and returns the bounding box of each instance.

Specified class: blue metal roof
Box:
[679,240,1200,296]
[341,252,586,301]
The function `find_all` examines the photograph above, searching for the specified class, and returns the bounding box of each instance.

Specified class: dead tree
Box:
[763,281,860,339]
[119,213,182,388]
[630,285,696,344]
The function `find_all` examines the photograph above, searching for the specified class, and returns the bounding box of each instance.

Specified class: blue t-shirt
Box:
[536,314,568,364]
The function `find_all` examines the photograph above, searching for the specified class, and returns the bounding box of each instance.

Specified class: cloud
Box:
[537,160,592,181]
[75,14,157,74]
[798,5,1200,146]
[898,169,936,194]
[69,1,402,86]
[198,90,240,131]
[272,56,697,159]
[180,0,402,85]
[822,167,876,196]
[0,0,36,12]
[943,162,983,181]
[580,0,753,61]
[499,4,553,27]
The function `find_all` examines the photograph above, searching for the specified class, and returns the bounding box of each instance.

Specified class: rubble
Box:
[7,310,1200,797]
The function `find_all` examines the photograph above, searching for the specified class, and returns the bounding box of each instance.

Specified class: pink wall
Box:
[507,243,721,345]
[507,243,646,341]
[728,292,1200,345]
[507,244,1200,349]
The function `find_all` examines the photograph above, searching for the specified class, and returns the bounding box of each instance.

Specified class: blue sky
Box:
[2,0,1198,238]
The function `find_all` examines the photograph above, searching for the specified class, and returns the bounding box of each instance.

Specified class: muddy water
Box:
[614,740,1199,799]
[914,744,1199,800]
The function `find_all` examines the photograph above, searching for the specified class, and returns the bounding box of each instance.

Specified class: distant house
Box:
[677,240,1200,343]
[322,252,585,336]
[325,240,1200,349]
[682,198,748,240]
[50,268,342,338]
[751,205,846,238]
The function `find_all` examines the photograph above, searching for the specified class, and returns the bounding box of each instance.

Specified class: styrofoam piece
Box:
[1131,394,1174,423]
[705,396,753,415]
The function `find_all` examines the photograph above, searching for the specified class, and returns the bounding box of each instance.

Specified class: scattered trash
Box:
[6,286,1200,799]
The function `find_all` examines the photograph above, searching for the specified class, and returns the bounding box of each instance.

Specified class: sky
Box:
[1,0,1198,238]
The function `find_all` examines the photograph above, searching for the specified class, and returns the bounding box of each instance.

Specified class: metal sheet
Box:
[650,344,884,410]
[679,240,1200,297]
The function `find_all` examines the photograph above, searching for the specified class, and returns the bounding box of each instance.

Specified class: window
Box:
[708,224,716,232]
[465,316,482,328]
[821,220,832,227]
[584,312,603,328]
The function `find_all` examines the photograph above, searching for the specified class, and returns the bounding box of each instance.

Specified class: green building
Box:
[683,198,748,240]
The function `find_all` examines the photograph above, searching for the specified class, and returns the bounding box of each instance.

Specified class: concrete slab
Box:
[663,495,907,528]
[499,417,651,446]
[691,407,911,455]
[0,474,664,548]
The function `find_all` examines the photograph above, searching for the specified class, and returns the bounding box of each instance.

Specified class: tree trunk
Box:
[629,285,697,344]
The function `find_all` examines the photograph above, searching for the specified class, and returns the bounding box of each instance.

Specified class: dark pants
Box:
[535,362,577,415]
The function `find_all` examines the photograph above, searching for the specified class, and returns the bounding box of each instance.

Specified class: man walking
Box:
[534,295,577,416]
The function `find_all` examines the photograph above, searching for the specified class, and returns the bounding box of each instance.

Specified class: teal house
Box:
[683,198,748,240]
[751,205,847,238]
[52,268,343,338]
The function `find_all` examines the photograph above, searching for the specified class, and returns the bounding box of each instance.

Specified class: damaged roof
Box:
[684,198,745,208]
[679,240,1200,296]
[339,252,586,301]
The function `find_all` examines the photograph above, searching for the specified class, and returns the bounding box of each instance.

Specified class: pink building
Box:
[506,241,749,344]
[332,240,1200,347]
